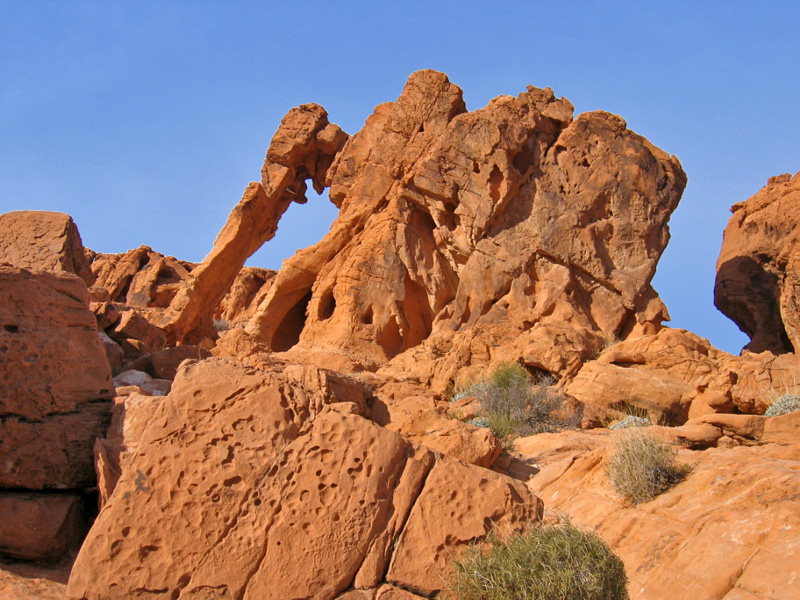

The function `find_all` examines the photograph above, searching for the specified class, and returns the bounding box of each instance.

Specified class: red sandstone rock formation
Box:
[0,266,113,562]
[716,171,800,354]
[566,327,800,424]
[227,70,686,389]
[517,419,800,600]
[0,211,94,285]
[158,104,348,345]
[68,359,540,600]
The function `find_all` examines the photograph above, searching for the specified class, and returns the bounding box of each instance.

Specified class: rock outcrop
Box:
[68,358,540,600]
[158,104,348,345]
[0,266,113,561]
[716,171,800,354]
[518,420,800,600]
[230,70,686,389]
[0,211,94,285]
[566,327,800,424]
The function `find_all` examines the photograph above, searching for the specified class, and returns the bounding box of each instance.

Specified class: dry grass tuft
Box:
[607,429,689,504]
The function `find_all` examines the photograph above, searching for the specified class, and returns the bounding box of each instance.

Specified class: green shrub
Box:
[607,430,688,504]
[765,394,800,417]
[455,363,574,446]
[451,523,629,600]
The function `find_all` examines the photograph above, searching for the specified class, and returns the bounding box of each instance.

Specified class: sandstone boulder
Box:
[68,358,540,600]
[0,267,113,489]
[0,493,85,561]
[0,211,93,285]
[566,327,800,423]
[716,171,800,354]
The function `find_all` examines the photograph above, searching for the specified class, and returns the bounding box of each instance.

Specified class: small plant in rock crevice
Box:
[607,429,689,505]
[453,362,577,447]
[450,523,630,600]
[764,393,800,417]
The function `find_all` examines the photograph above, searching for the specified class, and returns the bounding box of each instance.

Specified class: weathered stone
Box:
[0,267,113,489]
[68,358,539,600]
[716,171,800,354]
[160,105,349,344]
[521,426,800,600]
[232,70,684,394]
[0,211,93,285]
[0,493,85,561]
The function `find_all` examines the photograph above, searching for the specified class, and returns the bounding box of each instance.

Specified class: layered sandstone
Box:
[0,267,113,489]
[0,266,113,562]
[716,171,800,354]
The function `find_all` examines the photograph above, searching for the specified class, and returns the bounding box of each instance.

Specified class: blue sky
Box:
[2,1,799,355]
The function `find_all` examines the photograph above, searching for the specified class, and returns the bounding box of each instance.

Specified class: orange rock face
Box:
[0,267,113,489]
[235,70,685,389]
[68,359,540,600]
[0,211,94,285]
[566,327,800,423]
[716,171,800,354]
[519,422,800,600]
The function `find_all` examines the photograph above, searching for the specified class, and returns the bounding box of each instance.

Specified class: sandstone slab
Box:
[68,358,540,600]
[0,493,85,561]
[0,267,113,489]
[0,211,93,285]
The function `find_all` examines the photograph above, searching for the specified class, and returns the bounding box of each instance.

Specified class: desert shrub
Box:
[451,523,629,600]
[765,393,800,416]
[456,363,573,444]
[607,430,688,504]
[213,318,230,332]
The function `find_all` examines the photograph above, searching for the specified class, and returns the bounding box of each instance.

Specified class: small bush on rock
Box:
[607,430,688,504]
[451,523,629,600]
[765,394,800,417]
[455,363,574,445]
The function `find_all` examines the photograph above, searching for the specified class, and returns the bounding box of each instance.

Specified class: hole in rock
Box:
[361,306,374,325]
[2,324,18,333]
[244,189,340,270]
[318,290,336,321]
[272,290,312,352]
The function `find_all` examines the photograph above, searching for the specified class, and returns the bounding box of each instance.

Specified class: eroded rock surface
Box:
[0,267,113,489]
[68,358,540,600]
[159,105,348,344]
[235,70,685,389]
[716,171,800,354]
[519,422,800,600]
[566,327,800,424]
[0,211,93,285]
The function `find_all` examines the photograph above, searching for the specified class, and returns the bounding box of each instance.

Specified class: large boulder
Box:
[0,211,93,285]
[0,267,113,489]
[716,171,800,354]
[68,358,540,600]
[566,327,800,423]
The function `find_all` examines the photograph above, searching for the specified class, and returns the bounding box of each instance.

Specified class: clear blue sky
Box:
[2,1,799,355]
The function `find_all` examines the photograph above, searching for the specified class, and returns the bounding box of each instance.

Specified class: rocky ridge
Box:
[1,70,799,600]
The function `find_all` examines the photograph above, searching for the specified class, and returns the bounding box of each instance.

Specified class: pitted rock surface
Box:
[68,358,539,599]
